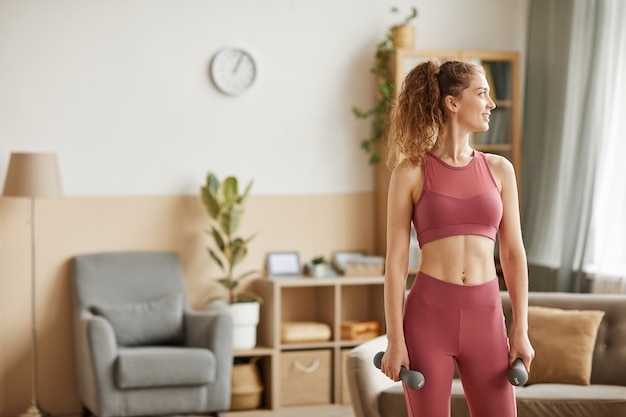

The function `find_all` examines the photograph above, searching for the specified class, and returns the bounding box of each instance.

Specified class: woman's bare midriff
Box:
[418,235,497,285]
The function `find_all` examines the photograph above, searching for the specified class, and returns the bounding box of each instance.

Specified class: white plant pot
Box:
[228,301,260,350]
[312,263,326,278]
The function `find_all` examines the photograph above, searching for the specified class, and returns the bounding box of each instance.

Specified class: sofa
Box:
[346,292,626,417]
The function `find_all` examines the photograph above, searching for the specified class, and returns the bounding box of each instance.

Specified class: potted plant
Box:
[201,171,261,350]
[390,6,418,49]
[310,256,327,278]
[352,7,418,164]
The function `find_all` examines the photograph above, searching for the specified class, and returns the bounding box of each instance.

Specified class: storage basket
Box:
[280,349,331,406]
[230,359,263,411]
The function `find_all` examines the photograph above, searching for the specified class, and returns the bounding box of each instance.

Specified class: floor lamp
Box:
[3,152,62,417]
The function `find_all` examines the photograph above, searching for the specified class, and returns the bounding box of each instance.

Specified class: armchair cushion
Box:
[91,293,184,346]
[115,347,215,389]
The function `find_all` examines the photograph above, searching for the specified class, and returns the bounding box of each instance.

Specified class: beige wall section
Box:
[0,192,375,416]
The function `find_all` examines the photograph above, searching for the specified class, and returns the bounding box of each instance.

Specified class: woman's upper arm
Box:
[489,154,524,257]
[385,162,422,274]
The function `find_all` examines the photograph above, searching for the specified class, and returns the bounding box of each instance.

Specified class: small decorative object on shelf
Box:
[306,256,337,278]
[341,320,382,341]
[311,256,326,277]
[266,251,302,277]
[281,321,332,344]
[343,255,385,277]
[332,251,366,274]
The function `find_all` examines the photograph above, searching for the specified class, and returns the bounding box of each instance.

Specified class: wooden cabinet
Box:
[375,49,521,256]
[233,276,384,411]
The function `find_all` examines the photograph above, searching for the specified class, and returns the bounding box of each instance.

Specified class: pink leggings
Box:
[403,272,516,417]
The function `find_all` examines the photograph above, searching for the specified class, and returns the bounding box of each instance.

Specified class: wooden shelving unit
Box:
[230,276,385,412]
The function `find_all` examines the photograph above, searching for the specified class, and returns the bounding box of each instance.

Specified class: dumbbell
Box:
[508,358,528,386]
[373,351,425,390]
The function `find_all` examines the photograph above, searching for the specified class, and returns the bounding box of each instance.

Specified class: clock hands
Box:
[233,51,244,74]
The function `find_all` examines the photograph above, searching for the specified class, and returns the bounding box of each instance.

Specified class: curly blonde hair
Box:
[385,60,484,168]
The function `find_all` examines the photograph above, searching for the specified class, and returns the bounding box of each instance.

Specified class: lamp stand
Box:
[20,198,50,417]
[20,404,49,417]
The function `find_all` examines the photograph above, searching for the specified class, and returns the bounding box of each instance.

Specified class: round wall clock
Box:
[210,47,257,96]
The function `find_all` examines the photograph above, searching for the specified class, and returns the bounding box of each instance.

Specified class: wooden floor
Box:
[225,405,355,417]
[77,403,355,417]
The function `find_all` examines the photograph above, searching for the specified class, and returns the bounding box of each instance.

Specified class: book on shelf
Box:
[484,64,497,99]
[473,107,511,146]
[484,61,512,101]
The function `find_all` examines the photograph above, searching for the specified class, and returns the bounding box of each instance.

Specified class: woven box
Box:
[341,320,381,341]
[343,256,384,276]
[281,321,332,344]
[280,349,332,406]
[230,361,263,411]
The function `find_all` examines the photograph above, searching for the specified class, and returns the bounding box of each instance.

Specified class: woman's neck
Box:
[433,133,473,164]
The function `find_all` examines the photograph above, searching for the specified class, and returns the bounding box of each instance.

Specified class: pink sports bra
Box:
[413,151,503,248]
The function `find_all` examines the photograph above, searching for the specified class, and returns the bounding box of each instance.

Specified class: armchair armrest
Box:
[185,307,233,373]
[347,335,399,417]
[75,312,119,415]
[184,307,233,353]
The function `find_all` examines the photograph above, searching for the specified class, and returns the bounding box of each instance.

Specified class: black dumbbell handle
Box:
[373,351,425,390]
[508,358,528,386]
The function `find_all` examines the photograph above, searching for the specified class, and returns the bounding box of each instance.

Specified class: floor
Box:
[60,402,355,417]
[225,405,355,417]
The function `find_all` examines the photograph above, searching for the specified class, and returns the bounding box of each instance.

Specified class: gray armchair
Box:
[71,251,233,417]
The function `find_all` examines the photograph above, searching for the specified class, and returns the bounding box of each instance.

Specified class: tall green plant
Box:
[200,172,260,304]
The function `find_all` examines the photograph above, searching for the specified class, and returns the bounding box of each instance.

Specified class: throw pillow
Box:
[92,293,184,346]
[527,305,605,385]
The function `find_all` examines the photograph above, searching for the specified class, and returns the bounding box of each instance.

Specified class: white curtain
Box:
[522,0,626,292]
[586,0,626,293]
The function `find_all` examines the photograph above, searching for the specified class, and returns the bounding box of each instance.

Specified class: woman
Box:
[380,60,535,417]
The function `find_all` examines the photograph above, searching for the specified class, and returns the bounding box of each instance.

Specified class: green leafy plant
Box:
[311,256,326,265]
[391,6,418,27]
[352,7,418,164]
[200,172,260,304]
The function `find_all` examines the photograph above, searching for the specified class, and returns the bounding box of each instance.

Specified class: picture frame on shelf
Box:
[266,252,302,278]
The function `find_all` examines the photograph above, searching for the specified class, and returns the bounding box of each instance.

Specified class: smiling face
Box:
[454,73,497,132]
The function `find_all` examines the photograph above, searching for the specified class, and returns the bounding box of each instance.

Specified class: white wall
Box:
[0,0,528,196]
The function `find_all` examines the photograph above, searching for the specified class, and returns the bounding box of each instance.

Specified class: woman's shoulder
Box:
[482,152,514,172]
[390,158,424,188]
[481,152,516,189]
[393,157,424,175]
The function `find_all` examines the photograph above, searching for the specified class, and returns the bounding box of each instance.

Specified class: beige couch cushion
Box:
[527,306,605,385]
[378,381,626,417]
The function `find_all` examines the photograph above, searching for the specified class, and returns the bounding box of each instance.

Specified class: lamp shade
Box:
[3,152,63,198]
